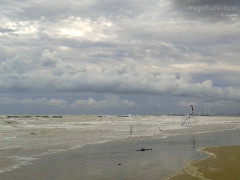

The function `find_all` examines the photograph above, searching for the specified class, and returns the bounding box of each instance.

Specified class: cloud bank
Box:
[0,0,239,115]
[1,49,240,102]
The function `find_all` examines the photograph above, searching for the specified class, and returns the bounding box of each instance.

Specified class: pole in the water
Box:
[191,105,194,116]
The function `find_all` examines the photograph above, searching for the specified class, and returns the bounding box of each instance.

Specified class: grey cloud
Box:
[176,0,240,6]
[40,49,60,67]
[1,49,240,102]
[0,97,67,108]
[172,0,240,21]
[90,0,154,18]
[0,1,69,20]
[0,27,15,33]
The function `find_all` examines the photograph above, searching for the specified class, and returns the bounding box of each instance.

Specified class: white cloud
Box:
[0,97,67,108]
[42,16,116,42]
[71,95,135,109]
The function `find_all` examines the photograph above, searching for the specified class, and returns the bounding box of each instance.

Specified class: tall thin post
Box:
[130,124,133,150]
[130,124,133,136]
[191,105,194,116]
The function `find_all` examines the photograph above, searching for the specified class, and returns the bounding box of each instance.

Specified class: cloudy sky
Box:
[0,0,240,115]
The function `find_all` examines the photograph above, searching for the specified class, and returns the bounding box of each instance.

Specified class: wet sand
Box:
[167,145,240,180]
[1,129,240,180]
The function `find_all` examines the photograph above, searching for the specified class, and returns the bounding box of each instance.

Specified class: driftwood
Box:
[136,147,153,151]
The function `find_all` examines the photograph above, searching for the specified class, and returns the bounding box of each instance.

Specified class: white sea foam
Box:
[0,115,240,174]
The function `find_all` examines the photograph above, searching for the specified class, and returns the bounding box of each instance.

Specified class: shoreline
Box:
[166,145,240,180]
[1,128,240,180]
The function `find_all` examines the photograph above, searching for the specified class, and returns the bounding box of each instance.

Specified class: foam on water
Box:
[0,115,240,174]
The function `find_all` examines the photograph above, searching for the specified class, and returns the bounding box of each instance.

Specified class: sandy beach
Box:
[167,145,240,180]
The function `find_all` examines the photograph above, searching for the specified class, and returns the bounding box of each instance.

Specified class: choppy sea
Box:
[1,115,240,174]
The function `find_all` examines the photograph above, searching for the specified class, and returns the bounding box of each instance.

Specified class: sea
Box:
[0,115,240,176]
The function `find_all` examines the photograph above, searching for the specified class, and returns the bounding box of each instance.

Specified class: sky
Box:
[0,0,240,115]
